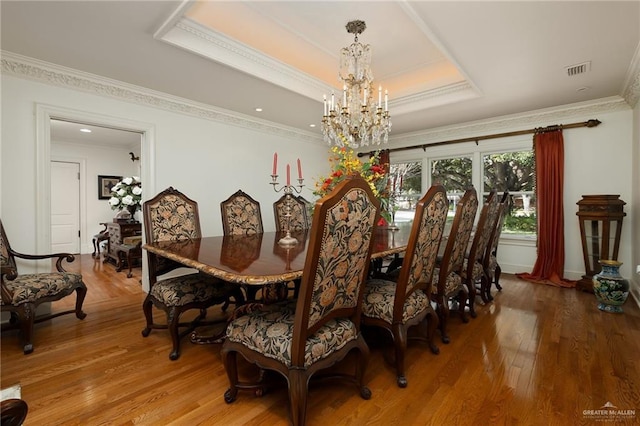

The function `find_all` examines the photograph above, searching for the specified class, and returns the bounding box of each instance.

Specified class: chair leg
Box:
[392,323,408,388]
[479,275,491,304]
[354,336,372,399]
[75,285,88,320]
[436,296,450,344]
[141,296,154,338]
[494,264,503,292]
[13,304,36,354]
[458,288,469,324]
[167,306,182,360]
[425,310,440,354]
[465,278,477,318]
[222,349,239,403]
[288,369,308,426]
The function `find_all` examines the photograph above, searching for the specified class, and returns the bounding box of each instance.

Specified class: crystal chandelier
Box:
[322,20,391,148]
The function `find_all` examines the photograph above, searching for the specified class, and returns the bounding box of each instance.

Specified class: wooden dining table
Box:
[143,223,414,286]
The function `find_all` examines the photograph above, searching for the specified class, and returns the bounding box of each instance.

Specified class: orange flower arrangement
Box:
[313,144,390,221]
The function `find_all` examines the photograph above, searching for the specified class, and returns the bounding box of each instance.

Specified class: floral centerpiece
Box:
[108,176,142,216]
[313,143,391,222]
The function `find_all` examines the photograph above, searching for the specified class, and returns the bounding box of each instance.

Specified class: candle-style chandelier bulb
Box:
[322,20,391,148]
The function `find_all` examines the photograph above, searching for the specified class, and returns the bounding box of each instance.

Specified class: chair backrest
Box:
[484,191,509,267]
[292,175,380,366]
[0,220,17,274]
[273,194,310,232]
[437,187,478,285]
[465,190,500,272]
[393,185,449,318]
[142,187,202,280]
[220,190,263,236]
[0,220,19,304]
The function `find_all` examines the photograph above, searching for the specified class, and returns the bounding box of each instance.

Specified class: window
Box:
[483,151,536,235]
[430,156,472,221]
[388,161,422,223]
[389,136,536,240]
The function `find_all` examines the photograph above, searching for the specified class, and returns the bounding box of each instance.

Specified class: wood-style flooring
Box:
[2,254,639,425]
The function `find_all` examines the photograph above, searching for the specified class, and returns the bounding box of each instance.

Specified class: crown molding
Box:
[621,42,640,108]
[159,18,333,100]
[391,96,631,148]
[390,81,479,115]
[1,51,323,144]
[157,16,477,115]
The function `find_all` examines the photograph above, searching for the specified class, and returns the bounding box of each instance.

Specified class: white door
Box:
[51,161,80,253]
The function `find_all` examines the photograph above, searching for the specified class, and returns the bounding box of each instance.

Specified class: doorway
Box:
[36,104,155,288]
[50,118,143,254]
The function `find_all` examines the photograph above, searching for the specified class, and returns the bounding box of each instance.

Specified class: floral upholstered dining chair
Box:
[431,187,478,344]
[483,191,509,301]
[222,175,380,426]
[361,184,449,387]
[142,187,245,360]
[220,189,289,303]
[0,219,87,354]
[273,194,311,232]
[461,190,500,317]
[220,190,263,236]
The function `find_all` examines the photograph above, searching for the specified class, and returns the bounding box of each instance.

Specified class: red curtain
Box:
[516,130,575,287]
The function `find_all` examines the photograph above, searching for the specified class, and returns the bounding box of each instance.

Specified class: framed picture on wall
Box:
[98,175,122,200]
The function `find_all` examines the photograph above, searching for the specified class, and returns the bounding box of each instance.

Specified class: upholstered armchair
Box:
[142,187,245,360]
[431,188,478,344]
[362,184,449,387]
[461,191,499,317]
[0,219,87,354]
[222,176,380,426]
[483,191,509,300]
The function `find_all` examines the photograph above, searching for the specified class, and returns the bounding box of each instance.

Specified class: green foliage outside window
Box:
[483,151,536,235]
[430,157,473,193]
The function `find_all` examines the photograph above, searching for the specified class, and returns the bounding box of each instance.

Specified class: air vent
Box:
[565,61,591,77]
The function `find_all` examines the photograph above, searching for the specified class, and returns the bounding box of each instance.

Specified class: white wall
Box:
[390,101,636,283]
[2,61,637,298]
[51,140,139,253]
[1,74,330,275]
[631,99,640,302]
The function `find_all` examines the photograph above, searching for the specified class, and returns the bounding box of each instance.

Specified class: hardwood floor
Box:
[2,254,639,425]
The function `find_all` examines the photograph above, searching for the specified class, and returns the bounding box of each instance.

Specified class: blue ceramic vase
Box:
[592,260,629,313]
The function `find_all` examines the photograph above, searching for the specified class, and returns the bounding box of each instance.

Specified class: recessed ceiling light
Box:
[255,108,263,112]
[80,128,92,133]
[309,124,316,128]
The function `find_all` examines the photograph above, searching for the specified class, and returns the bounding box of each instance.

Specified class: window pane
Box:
[483,151,536,235]
[389,161,422,223]
[430,156,472,223]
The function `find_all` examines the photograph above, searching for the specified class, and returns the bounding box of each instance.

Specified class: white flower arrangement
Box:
[108,176,142,213]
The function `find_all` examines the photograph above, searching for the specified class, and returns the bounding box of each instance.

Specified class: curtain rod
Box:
[358,119,601,157]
